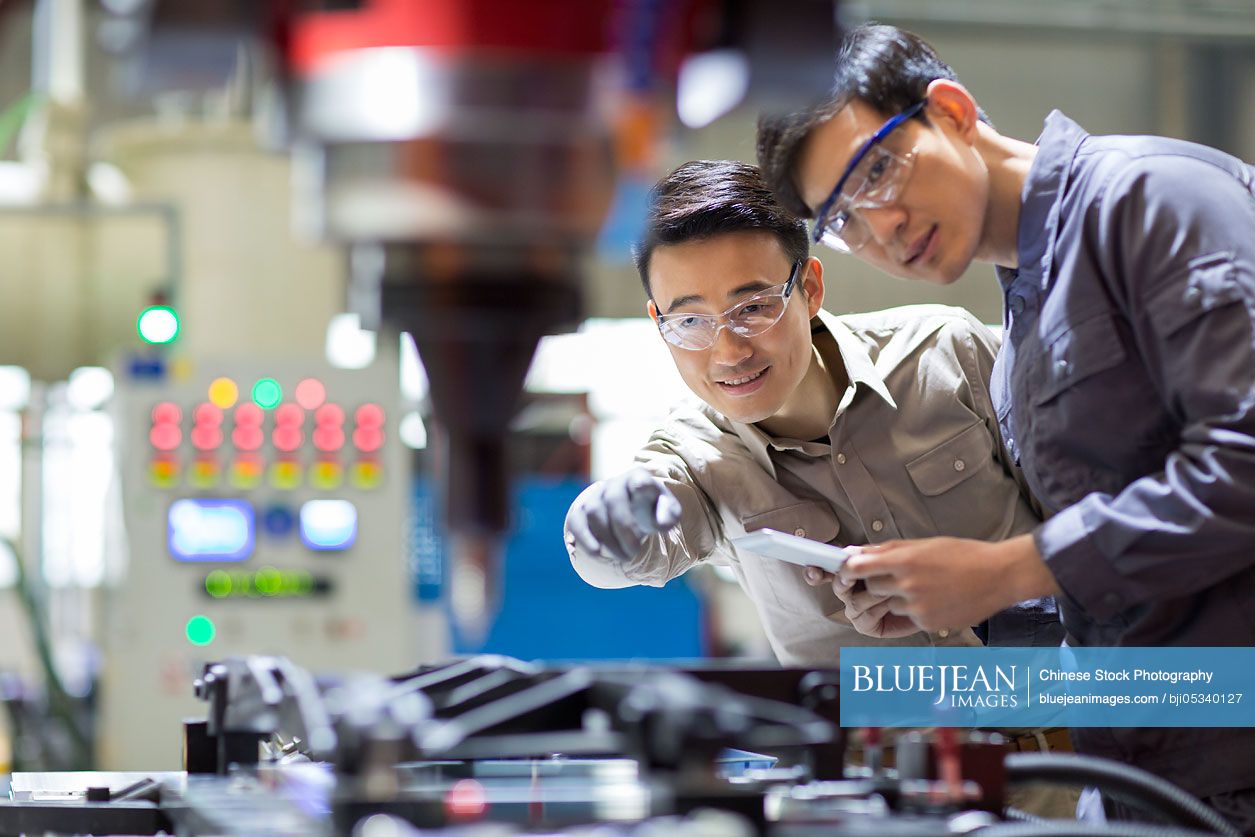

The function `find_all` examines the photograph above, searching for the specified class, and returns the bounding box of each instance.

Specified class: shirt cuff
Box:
[1033,500,1130,622]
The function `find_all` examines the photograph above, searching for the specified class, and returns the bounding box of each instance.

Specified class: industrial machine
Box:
[99,351,443,770]
[278,0,622,640]
[2,653,1242,836]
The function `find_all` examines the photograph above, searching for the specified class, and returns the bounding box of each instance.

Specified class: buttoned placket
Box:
[768,435,847,542]
[995,267,1045,470]
[1005,274,1042,343]
[828,371,960,644]
[828,422,901,544]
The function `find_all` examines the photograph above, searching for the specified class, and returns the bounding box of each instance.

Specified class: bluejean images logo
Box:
[841,648,1255,728]
[851,663,1019,709]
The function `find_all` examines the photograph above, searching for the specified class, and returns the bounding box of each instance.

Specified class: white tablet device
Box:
[732,528,851,574]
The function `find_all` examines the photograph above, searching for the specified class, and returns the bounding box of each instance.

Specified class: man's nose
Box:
[710,322,753,365]
[860,204,908,249]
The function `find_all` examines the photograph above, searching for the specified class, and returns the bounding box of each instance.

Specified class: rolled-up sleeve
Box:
[1036,158,1255,620]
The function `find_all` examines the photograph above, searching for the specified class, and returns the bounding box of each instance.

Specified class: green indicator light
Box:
[252,378,282,409]
[199,570,322,599]
[137,306,180,345]
[185,615,216,646]
[256,566,282,596]
[205,570,232,598]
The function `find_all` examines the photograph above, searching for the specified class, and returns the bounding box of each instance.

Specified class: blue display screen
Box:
[168,499,255,562]
[300,500,357,551]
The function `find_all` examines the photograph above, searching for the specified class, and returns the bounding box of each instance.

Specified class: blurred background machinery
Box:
[270,0,839,642]
[99,350,436,770]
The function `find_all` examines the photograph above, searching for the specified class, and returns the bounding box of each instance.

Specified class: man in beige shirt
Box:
[564,159,1060,666]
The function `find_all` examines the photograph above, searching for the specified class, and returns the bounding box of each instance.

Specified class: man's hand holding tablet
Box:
[734,529,915,639]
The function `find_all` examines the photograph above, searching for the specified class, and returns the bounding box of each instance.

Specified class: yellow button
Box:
[311,461,343,490]
[230,460,263,489]
[170,356,195,383]
[188,459,220,489]
[149,459,180,488]
[350,460,382,490]
[269,461,302,490]
[208,377,239,409]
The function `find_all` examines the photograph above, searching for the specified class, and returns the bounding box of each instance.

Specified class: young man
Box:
[756,23,1255,827]
[563,159,1062,667]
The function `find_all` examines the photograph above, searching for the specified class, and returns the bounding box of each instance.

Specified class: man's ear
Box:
[924,78,980,144]
[802,257,825,318]
[647,298,659,323]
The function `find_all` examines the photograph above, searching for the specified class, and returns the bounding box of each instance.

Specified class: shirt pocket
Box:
[905,421,1022,541]
[1146,253,1246,338]
[1032,312,1127,407]
[1023,312,1140,504]
[738,501,842,615]
[904,421,989,496]
[740,500,840,543]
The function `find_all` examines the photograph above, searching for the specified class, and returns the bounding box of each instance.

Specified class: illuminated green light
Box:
[255,566,282,596]
[199,569,321,599]
[205,570,232,598]
[185,614,216,646]
[252,378,282,410]
[137,306,180,345]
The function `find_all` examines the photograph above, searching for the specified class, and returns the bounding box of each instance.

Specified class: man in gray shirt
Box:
[756,22,1255,829]
[564,159,1061,663]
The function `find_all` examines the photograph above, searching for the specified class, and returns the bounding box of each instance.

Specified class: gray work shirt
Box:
[994,111,1255,798]
[568,306,1056,665]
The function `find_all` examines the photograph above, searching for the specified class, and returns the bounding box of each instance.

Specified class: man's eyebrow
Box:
[664,281,776,315]
[728,281,773,298]
[663,293,704,314]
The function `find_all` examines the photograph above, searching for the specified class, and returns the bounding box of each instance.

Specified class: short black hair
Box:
[634,160,809,297]
[757,23,989,218]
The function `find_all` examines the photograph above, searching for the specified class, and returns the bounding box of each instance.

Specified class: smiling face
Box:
[646,231,822,424]
[794,91,990,284]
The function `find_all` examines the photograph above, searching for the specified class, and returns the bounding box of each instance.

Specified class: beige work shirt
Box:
[567,305,1042,665]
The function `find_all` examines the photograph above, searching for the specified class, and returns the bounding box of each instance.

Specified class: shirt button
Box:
[938,628,950,638]
[836,453,847,465]
[871,520,884,533]
[1056,358,1070,374]
[794,528,806,538]
[953,459,966,472]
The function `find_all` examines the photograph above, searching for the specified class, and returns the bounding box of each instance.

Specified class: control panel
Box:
[99,353,444,769]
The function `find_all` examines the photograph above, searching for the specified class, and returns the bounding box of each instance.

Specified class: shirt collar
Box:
[820,309,897,411]
[1004,110,1089,294]
[727,309,897,460]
